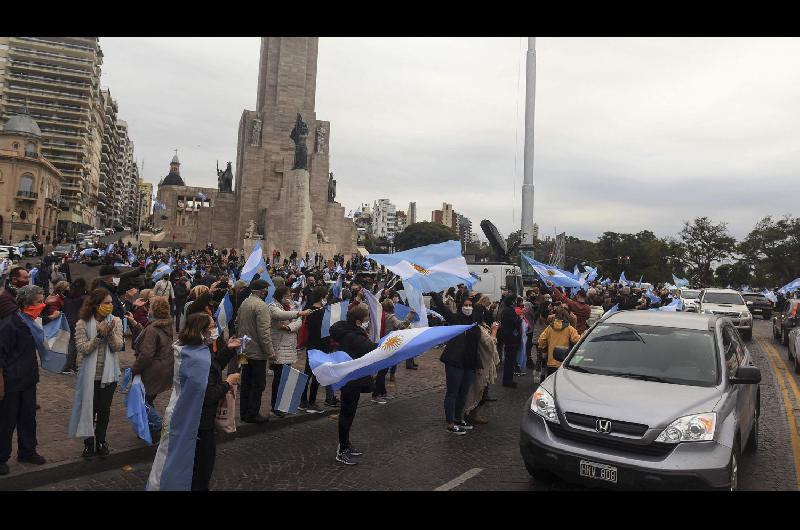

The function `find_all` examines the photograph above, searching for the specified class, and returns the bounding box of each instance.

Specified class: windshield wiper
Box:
[566,365,597,374]
[610,372,668,383]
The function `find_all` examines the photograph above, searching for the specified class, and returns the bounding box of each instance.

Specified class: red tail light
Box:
[793,304,798,318]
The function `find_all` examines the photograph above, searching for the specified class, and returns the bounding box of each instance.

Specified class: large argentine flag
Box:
[521,255,582,289]
[19,313,70,373]
[369,240,475,294]
[321,302,348,338]
[393,302,420,322]
[778,278,800,295]
[214,292,234,335]
[240,241,267,283]
[310,324,473,391]
[362,289,383,343]
[152,263,172,281]
[146,343,211,491]
[274,366,309,414]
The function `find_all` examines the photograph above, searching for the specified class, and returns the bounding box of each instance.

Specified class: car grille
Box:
[712,311,740,318]
[564,412,648,436]
[549,423,674,457]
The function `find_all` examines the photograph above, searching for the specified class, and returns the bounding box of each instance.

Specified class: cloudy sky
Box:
[98,37,800,242]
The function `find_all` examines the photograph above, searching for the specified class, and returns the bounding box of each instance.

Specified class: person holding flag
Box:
[267,286,306,418]
[299,286,337,413]
[0,286,50,475]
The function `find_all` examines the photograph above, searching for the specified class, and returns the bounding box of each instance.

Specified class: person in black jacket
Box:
[431,291,481,434]
[181,313,241,491]
[498,293,522,388]
[329,305,376,466]
[299,286,333,412]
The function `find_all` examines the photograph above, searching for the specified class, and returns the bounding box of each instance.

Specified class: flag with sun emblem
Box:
[368,240,476,294]
[521,255,582,289]
[308,324,474,391]
[240,240,268,283]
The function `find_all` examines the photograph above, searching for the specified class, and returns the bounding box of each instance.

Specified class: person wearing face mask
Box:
[430,291,482,434]
[130,296,175,443]
[91,266,125,321]
[267,286,308,417]
[498,292,523,388]
[71,288,124,457]
[0,267,33,319]
[537,306,581,379]
[0,286,50,475]
[463,301,500,425]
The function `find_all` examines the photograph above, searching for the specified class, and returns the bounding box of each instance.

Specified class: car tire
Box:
[774,325,780,340]
[728,441,741,491]
[524,460,556,483]
[783,329,789,346]
[745,396,759,454]
[742,329,752,341]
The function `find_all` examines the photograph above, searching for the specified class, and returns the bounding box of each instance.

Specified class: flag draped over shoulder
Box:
[309,325,473,391]
[274,366,309,414]
[521,255,582,288]
[321,302,348,338]
[18,313,70,373]
[214,292,234,335]
[146,343,211,491]
[369,240,475,294]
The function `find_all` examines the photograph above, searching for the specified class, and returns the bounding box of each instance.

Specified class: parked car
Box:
[51,244,76,259]
[741,292,772,320]
[16,241,39,257]
[0,245,21,260]
[123,226,132,232]
[787,327,800,374]
[698,289,752,340]
[104,227,114,235]
[773,299,800,346]
[520,310,760,491]
[678,289,701,313]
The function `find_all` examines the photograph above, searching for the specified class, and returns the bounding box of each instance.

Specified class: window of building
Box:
[25,142,36,157]
[19,210,27,220]
[19,173,35,194]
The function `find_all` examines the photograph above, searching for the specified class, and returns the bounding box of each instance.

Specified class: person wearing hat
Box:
[91,265,125,320]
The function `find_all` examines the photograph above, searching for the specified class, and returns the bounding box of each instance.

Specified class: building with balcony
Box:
[371,198,396,241]
[395,210,408,234]
[0,37,103,236]
[0,107,63,243]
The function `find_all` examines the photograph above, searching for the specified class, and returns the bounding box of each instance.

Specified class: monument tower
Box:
[234,37,356,257]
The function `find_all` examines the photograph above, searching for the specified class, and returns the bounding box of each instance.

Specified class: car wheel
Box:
[783,329,790,346]
[745,398,759,454]
[524,460,556,483]
[774,325,780,340]
[728,441,741,491]
[743,329,752,341]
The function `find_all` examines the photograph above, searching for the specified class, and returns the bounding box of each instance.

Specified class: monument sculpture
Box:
[289,113,309,170]
[315,124,328,154]
[217,161,234,193]
[327,172,336,202]
[315,224,330,243]
[244,219,262,240]
[250,118,262,147]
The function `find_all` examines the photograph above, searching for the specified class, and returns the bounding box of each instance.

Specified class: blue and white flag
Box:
[120,368,152,445]
[600,277,611,286]
[521,255,582,289]
[335,263,344,275]
[404,282,429,328]
[619,271,628,285]
[332,273,343,299]
[426,308,445,321]
[107,243,114,254]
[309,324,474,391]
[763,289,778,304]
[672,274,690,288]
[517,316,529,370]
[321,302,349,338]
[29,267,38,286]
[146,343,211,491]
[214,292,234,335]
[168,255,176,268]
[152,263,172,281]
[291,275,305,290]
[636,275,644,288]
[654,298,683,312]
[128,248,137,264]
[645,289,661,305]
[19,313,71,373]
[573,264,580,276]
[197,191,208,201]
[393,302,420,322]
[362,289,383,343]
[584,265,598,283]
[145,256,152,267]
[298,258,306,270]
[778,278,800,295]
[369,240,475,294]
[240,241,267,283]
[274,366,309,414]
[602,304,619,319]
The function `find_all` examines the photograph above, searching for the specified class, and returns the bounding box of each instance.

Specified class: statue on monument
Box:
[250,118,262,147]
[289,113,309,170]
[244,219,262,240]
[314,224,330,244]
[217,161,234,193]
[327,171,336,202]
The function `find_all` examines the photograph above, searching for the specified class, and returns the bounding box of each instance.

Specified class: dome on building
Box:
[171,153,180,165]
[1,106,41,137]
[161,151,185,186]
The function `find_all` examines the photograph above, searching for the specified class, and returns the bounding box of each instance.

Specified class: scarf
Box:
[68,315,121,438]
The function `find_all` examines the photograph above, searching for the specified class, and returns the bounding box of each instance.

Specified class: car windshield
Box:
[742,294,766,302]
[681,290,700,299]
[55,245,72,251]
[702,293,743,305]
[564,323,718,387]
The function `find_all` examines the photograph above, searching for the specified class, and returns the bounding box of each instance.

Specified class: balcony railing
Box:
[14,37,97,54]
[17,190,39,200]
[9,46,94,65]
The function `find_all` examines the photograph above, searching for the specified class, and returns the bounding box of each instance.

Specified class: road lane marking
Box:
[434,468,483,491]
[755,334,800,490]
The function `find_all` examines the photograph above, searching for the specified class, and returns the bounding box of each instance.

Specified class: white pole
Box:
[521,37,536,246]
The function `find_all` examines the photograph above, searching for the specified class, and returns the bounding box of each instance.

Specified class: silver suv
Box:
[699,288,752,340]
[519,310,760,490]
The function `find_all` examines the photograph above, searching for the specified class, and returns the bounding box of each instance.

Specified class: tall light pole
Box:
[521,37,536,247]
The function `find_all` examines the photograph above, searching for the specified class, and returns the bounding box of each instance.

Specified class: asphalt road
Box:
[31,318,800,491]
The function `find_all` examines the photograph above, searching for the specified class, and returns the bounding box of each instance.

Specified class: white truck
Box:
[467,263,523,303]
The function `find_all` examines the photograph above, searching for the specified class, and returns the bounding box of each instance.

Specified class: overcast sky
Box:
[98,37,800,242]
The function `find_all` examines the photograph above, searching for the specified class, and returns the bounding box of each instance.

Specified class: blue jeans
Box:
[443,365,475,424]
[145,394,163,433]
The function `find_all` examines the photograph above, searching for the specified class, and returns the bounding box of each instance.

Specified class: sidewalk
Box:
[0,337,446,490]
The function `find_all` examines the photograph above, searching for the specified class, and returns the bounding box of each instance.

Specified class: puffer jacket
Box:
[537,318,581,369]
[235,293,273,361]
[131,318,175,396]
[268,301,302,365]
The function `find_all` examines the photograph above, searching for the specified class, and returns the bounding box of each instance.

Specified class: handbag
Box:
[214,384,238,434]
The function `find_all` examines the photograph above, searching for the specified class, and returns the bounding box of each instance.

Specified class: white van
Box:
[467,263,523,302]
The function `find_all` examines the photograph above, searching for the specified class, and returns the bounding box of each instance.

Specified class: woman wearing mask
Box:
[463,300,500,425]
[133,289,152,329]
[61,279,88,375]
[129,296,174,443]
[44,281,69,316]
[268,286,304,418]
[537,306,581,379]
[430,291,481,434]
[329,305,376,465]
[70,288,124,457]
[372,299,415,401]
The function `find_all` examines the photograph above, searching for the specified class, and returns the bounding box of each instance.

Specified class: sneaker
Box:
[82,441,95,458]
[454,420,474,430]
[0,462,8,475]
[18,453,46,465]
[337,444,364,457]
[297,402,309,411]
[272,410,286,418]
[380,394,395,400]
[447,425,467,435]
[305,404,324,414]
[370,397,388,404]
[336,451,358,466]
[96,443,110,457]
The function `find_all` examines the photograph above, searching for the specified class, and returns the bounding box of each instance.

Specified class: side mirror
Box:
[553,346,570,363]
[730,366,761,385]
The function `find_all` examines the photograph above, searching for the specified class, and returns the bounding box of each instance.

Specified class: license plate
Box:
[579,460,618,483]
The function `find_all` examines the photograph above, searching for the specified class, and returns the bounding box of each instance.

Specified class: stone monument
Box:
[217,161,234,193]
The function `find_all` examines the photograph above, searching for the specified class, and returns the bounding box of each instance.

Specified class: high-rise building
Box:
[372,198,396,240]
[116,119,138,228]
[407,201,417,225]
[97,88,119,228]
[533,222,539,240]
[395,210,407,233]
[0,37,105,236]
[456,213,472,243]
[431,202,456,230]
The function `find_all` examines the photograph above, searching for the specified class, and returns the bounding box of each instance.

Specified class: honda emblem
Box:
[595,419,611,434]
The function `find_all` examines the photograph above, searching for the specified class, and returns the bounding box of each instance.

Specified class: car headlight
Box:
[655,412,716,443]
[530,387,559,423]
[740,311,751,319]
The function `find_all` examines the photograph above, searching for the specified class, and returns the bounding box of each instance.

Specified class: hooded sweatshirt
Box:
[537,318,581,369]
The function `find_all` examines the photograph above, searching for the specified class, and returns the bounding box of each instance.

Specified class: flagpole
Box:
[521,36,536,247]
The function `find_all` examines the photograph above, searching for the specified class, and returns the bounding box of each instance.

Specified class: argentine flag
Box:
[602,304,619,319]
[214,292,234,335]
[145,256,152,267]
[778,278,800,295]
[672,274,690,288]
[763,289,778,304]
[309,324,474,391]
[369,240,475,294]
[584,265,598,283]
[128,248,137,264]
[18,313,71,373]
[152,263,172,281]
[362,289,383,343]
[645,289,661,305]
[240,241,267,283]
[107,243,114,254]
[521,255,582,289]
[120,368,152,445]
[321,302,349,338]
[619,271,629,285]
[332,272,343,299]
[653,297,683,312]
[147,343,211,491]
[274,366,309,414]
[393,302,420,323]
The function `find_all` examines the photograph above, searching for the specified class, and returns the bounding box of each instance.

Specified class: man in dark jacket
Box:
[329,305,376,466]
[0,267,31,319]
[498,293,522,388]
[94,265,125,319]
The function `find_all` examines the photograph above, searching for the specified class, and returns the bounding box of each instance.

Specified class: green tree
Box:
[738,215,800,287]
[394,222,458,252]
[679,217,736,287]
[714,262,752,288]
